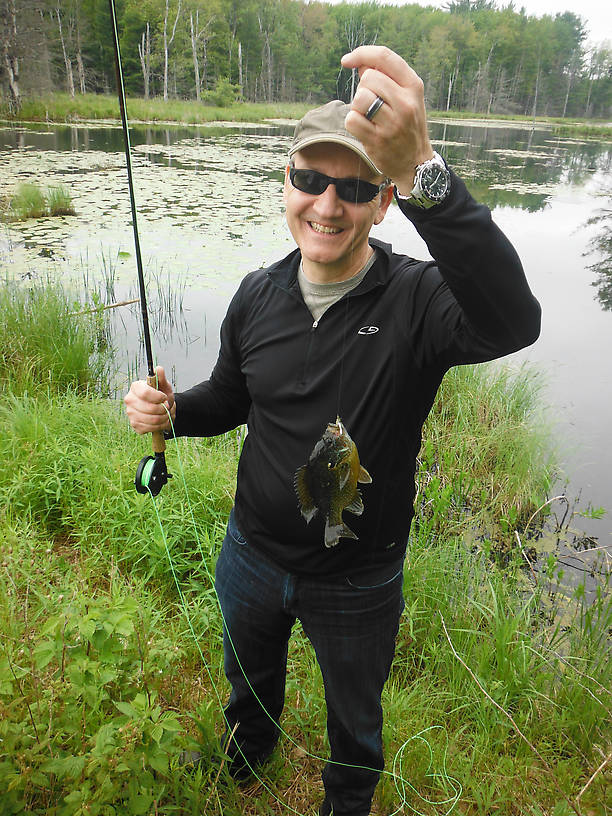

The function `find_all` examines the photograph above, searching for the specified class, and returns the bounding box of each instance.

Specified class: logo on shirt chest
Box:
[358,325,379,335]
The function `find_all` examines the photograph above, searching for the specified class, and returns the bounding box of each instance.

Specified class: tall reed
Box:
[0,279,113,396]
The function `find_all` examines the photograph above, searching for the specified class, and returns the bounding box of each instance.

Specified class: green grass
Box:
[1,183,76,221]
[416,362,556,541]
[6,182,47,219]
[0,278,609,815]
[46,184,76,216]
[1,92,310,125]
[551,122,612,140]
[0,279,112,396]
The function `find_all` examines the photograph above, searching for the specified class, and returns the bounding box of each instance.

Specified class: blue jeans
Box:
[214,509,405,816]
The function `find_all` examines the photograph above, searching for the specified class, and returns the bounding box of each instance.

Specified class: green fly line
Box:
[144,407,462,816]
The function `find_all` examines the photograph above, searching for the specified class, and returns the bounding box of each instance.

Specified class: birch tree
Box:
[138,21,151,98]
[189,5,215,99]
[162,0,181,100]
[54,5,75,96]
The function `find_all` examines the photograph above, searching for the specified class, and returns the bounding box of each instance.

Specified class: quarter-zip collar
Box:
[266,238,394,298]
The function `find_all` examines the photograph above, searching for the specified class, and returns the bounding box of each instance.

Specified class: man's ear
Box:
[373,185,394,226]
[282,164,291,203]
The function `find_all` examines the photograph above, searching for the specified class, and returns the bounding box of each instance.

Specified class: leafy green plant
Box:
[0,517,188,814]
[202,77,239,107]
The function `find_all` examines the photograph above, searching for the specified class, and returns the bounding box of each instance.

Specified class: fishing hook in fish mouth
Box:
[108,0,172,496]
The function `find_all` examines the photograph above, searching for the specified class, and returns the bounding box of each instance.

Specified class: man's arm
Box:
[398,170,541,363]
[342,45,540,363]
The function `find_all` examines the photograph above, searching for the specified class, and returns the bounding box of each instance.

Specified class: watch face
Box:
[421,164,450,201]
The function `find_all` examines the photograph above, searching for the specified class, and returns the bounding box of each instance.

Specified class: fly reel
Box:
[135,451,172,497]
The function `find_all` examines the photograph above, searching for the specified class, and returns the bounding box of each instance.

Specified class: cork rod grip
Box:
[147,374,167,454]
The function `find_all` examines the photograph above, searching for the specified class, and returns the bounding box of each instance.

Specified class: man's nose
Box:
[312,181,343,216]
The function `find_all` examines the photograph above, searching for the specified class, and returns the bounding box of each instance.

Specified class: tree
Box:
[162,0,181,100]
[0,0,20,108]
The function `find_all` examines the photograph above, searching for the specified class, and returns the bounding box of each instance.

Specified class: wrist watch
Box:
[397,151,451,209]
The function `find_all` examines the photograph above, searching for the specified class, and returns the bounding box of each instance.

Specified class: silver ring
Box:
[364,95,385,121]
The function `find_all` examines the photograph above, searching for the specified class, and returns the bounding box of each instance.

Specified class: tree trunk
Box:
[531,57,541,122]
[163,0,181,101]
[76,51,85,94]
[190,12,201,101]
[238,41,243,99]
[1,0,20,110]
[446,54,460,111]
[138,23,151,99]
[56,8,75,97]
[562,52,577,118]
[75,8,85,93]
[2,48,20,110]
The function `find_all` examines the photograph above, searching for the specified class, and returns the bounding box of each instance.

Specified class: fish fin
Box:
[345,490,364,516]
[324,520,358,548]
[357,465,372,484]
[295,465,318,523]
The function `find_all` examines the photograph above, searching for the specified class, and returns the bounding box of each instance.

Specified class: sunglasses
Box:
[289,165,388,204]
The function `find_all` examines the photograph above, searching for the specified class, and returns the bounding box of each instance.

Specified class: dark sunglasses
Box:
[289,165,387,204]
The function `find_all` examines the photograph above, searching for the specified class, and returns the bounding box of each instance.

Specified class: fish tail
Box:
[324,520,358,548]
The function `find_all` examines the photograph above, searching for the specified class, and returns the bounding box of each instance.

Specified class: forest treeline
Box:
[1,0,611,118]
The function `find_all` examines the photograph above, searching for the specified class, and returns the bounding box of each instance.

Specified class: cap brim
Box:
[289,134,382,176]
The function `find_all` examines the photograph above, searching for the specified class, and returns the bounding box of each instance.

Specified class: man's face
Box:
[283,142,393,283]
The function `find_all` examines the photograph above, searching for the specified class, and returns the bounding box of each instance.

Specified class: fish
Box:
[295,417,372,548]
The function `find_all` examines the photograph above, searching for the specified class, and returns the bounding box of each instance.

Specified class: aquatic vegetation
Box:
[2,182,76,221]
[0,279,113,396]
[552,122,612,140]
[7,182,47,219]
[46,184,76,216]
[3,91,309,126]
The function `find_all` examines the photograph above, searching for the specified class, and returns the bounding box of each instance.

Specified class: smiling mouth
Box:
[309,221,342,235]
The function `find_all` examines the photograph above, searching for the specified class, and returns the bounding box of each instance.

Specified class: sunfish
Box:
[295,417,372,548]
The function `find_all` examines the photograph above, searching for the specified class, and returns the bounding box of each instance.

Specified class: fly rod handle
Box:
[147,374,167,454]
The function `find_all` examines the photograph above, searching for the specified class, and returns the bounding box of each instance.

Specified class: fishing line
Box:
[335,295,351,420]
[105,22,460,800]
[150,409,461,815]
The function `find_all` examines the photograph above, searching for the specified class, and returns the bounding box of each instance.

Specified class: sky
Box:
[324,0,612,46]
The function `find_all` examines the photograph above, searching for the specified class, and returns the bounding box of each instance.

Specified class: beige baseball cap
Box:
[289,100,383,175]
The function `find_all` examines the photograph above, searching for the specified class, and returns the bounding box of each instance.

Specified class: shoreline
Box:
[1,94,610,139]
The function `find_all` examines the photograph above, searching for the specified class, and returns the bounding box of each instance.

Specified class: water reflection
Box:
[428,120,612,211]
[584,194,612,310]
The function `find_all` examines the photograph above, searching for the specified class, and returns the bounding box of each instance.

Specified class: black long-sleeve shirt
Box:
[172,171,541,576]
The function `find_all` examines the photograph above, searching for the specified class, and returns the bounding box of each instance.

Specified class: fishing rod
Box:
[108,0,171,497]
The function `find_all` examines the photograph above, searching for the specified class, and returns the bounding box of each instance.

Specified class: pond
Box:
[1,116,611,568]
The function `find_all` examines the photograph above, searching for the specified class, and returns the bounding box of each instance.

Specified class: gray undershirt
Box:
[298,250,378,323]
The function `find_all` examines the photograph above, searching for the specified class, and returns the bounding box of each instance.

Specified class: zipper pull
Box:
[312,319,319,329]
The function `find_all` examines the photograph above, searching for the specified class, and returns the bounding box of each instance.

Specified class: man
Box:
[125,46,540,816]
